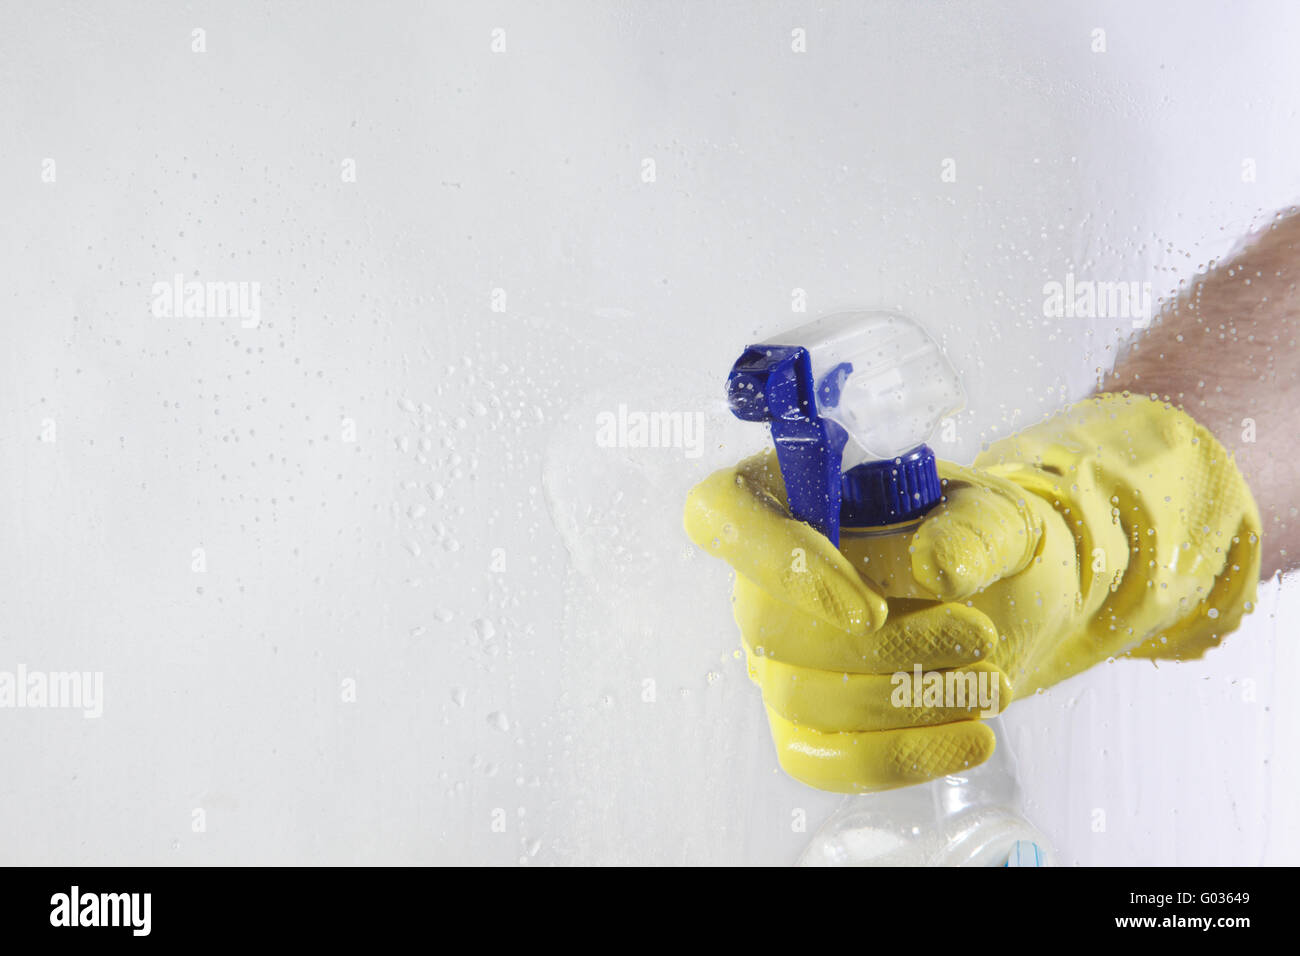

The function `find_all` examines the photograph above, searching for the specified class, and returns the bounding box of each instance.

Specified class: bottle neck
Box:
[930,717,1022,815]
[839,517,924,538]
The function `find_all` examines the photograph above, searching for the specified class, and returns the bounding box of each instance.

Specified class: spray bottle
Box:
[726,311,1052,866]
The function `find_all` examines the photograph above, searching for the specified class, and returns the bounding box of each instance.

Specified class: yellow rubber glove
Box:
[684,393,1261,793]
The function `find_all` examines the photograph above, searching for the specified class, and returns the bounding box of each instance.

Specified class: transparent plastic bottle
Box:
[839,516,931,599]
[727,311,1053,867]
[797,718,1053,866]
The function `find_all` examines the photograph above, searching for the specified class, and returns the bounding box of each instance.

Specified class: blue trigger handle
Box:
[726,345,849,546]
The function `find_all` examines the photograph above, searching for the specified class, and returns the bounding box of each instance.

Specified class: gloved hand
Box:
[684,393,1261,793]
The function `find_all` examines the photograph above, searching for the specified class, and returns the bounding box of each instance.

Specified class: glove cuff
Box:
[975,393,1261,664]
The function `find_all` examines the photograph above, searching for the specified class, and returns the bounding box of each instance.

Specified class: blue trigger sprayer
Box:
[726,311,959,546]
[726,311,1053,867]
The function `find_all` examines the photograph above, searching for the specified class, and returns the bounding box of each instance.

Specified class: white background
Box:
[1,1,1297,864]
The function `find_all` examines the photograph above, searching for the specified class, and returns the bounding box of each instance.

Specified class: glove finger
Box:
[766,709,996,793]
[910,463,1042,601]
[752,655,1010,732]
[685,452,887,635]
[736,575,997,672]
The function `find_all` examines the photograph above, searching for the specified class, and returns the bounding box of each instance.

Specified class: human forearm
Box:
[1103,208,1300,577]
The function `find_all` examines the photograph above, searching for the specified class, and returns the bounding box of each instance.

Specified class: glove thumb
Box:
[910,463,1042,601]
